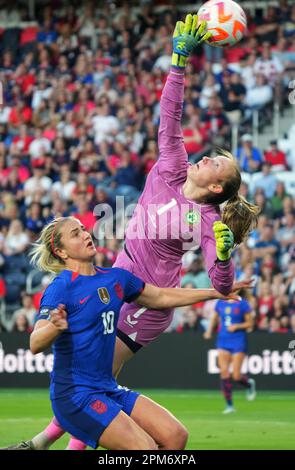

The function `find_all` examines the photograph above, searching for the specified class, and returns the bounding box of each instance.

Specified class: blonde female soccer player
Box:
[6,216,247,450]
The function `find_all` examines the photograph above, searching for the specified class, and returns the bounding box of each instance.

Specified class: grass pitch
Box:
[0,389,294,450]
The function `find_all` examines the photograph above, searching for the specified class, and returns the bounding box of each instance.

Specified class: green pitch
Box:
[0,389,294,450]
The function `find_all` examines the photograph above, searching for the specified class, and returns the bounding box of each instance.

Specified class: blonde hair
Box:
[30,216,77,274]
[205,149,260,244]
[222,194,260,244]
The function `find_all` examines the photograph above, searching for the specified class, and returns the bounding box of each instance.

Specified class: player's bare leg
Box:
[99,410,157,450]
[218,349,235,413]
[232,353,256,401]
[112,336,135,377]
[130,395,188,450]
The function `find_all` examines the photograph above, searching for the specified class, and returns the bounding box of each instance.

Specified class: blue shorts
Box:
[217,337,247,355]
[52,386,140,449]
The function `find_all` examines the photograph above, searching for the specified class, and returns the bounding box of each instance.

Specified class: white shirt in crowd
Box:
[29,137,52,159]
[51,180,76,201]
[4,232,29,254]
[92,114,120,144]
[245,84,273,108]
[253,57,284,86]
[24,175,52,206]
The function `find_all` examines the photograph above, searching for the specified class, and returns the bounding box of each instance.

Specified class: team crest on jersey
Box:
[185,210,200,225]
[97,287,110,304]
[90,399,108,414]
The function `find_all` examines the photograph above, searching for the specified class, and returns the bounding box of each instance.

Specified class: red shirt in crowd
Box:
[264,149,287,168]
[74,212,97,232]
[9,106,33,126]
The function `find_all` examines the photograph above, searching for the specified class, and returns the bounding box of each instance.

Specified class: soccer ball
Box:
[197,0,247,47]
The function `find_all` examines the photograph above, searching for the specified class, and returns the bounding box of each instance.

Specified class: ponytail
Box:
[222,194,260,245]
[202,149,260,244]
[30,217,76,274]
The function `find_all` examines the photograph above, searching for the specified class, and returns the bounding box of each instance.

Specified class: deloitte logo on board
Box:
[0,345,53,374]
[208,349,295,375]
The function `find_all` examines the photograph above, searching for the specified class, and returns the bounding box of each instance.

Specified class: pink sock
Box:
[67,436,87,450]
[44,417,65,441]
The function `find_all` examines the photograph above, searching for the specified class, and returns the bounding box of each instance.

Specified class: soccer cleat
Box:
[222,405,236,414]
[246,378,256,401]
[0,440,35,450]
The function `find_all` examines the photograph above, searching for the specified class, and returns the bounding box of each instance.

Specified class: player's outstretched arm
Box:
[136,283,246,310]
[227,312,254,333]
[157,15,210,185]
[30,304,68,354]
[203,311,219,340]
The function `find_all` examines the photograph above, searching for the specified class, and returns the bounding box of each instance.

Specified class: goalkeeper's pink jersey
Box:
[115,70,234,294]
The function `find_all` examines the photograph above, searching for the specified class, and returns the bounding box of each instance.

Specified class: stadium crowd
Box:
[0,0,294,334]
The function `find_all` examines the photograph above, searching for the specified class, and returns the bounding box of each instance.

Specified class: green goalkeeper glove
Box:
[172,14,211,69]
[213,221,234,262]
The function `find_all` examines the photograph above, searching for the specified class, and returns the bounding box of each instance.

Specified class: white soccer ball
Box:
[197,0,247,47]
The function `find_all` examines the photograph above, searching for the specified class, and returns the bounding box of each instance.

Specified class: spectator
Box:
[24,159,52,206]
[244,73,273,109]
[3,220,29,256]
[270,182,290,218]
[253,190,274,219]
[264,140,288,171]
[277,213,295,253]
[254,41,284,87]
[72,196,97,233]
[11,293,37,327]
[268,317,285,333]
[236,134,263,173]
[199,74,220,110]
[11,313,32,333]
[201,96,230,146]
[182,111,208,158]
[51,165,76,202]
[252,162,278,199]
[251,224,281,270]
[8,99,33,129]
[25,202,45,236]
[112,150,140,203]
[181,258,211,289]
[257,281,274,330]
[29,128,51,159]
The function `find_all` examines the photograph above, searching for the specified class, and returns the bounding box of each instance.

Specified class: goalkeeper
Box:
[4,14,259,451]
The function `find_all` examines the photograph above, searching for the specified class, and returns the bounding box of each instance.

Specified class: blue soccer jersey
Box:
[215,299,251,342]
[37,267,145,400]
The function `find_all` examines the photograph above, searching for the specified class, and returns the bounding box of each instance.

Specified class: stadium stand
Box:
[0,0,294,334]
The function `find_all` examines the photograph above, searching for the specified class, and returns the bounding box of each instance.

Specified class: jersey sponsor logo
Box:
[79,295,91,305]
[97,287,110,304]
[90,399,108,414]
[114,283,123,300]
[185,210,200,225]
